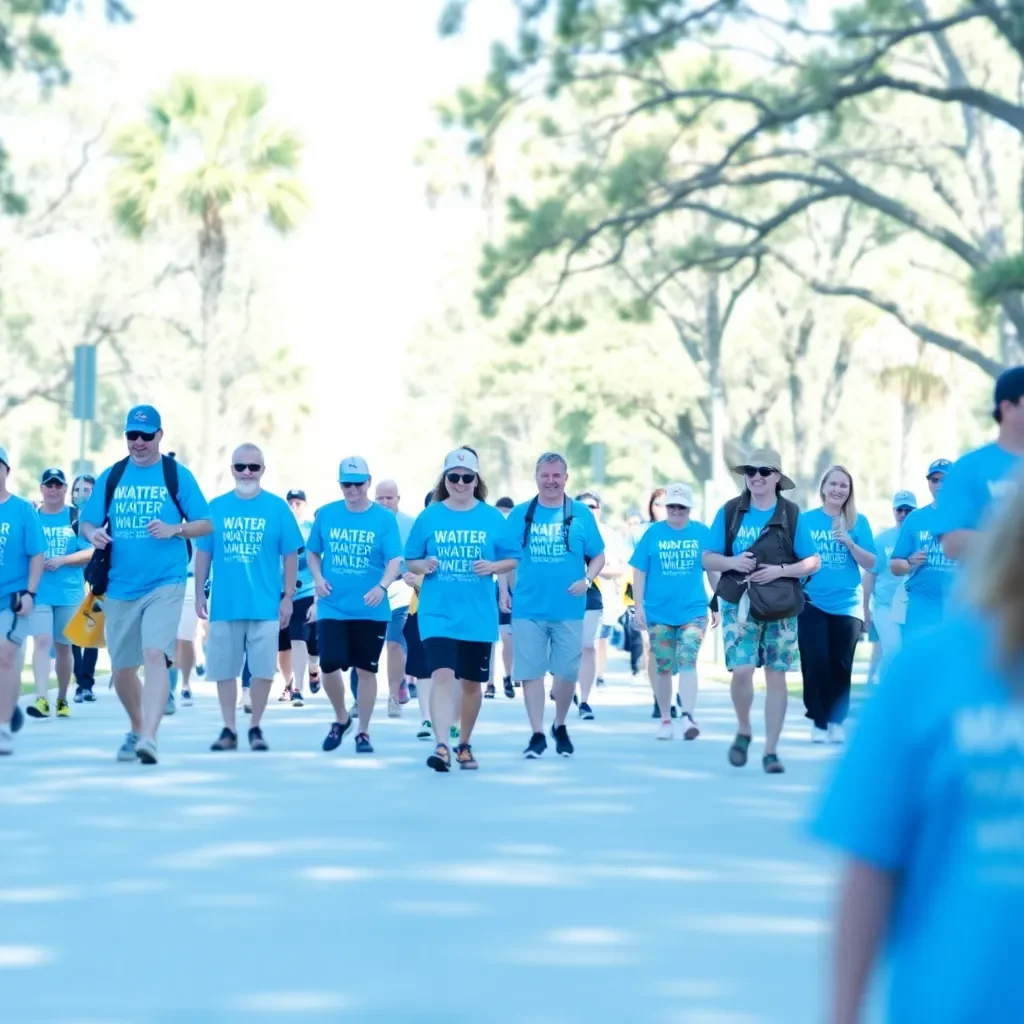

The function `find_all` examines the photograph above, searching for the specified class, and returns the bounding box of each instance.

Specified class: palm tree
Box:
[109,75,307,471]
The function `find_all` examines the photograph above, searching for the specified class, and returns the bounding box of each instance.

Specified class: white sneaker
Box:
[387,697,402,719]
[680,712,700,741]
[656,719,674,741]
[811,726,828,744]
[135,737,158,764]
[416,720,432,740]
[828,723,846,744]
[236,690,245,709]
[0,726,13,755]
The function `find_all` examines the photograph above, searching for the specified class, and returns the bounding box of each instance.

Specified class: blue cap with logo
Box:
[892,490,918,510]
[0,447,9,469]
[40,467,66,485]
[338,456,370,484]
[125,405,162,433]
[927,458,953,478]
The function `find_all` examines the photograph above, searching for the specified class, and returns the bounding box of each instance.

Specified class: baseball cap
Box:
[443,448,480,474]
[41,467,66,485]
[338,456,370,483]
[664,482,695,508]
[927,459,952,478]
[0,447,8,469]
[892,490,918,510]
[286,489,307,502]
[125,405,162,432]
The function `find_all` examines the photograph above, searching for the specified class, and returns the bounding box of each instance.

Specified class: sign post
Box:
[72,345,96,478]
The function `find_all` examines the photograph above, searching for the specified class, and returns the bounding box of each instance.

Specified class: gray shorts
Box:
[28,604,76,644]
[0,606,32,648]
[512,618,584,682]
[206,619,279,681]
[105,584,186,672]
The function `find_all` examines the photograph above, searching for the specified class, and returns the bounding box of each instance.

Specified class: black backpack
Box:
[522,495,574,554]
[68,506,79,535]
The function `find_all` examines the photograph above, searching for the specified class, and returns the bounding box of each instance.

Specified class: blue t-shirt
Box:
[891,504,956,632]
[37,509,90,607]
[801,508,875,619]
[404,501,520,642]
[505,498,605,622]
[0,496,45,600]
[628,520,711,626]
[294,520,315,602]
[82,459,210,601]
[306,501,403,622]
[707,501,817,559]
[197,490,304,622]
[934,442,1020,538]
[812,614,1024,1024]
[868,525,902,609]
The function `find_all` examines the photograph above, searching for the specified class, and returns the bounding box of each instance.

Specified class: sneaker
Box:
[11,704,23,733]
[164,693,176,716]
[322,718,353,752]
[195,663,206,678]
[180,689,193,707]
[572,693,579,706]
[680,712,700,740]
[0,726,12,755]
[449,723,460,743]
[73,687,84,704]
[455,743,478,770]
[210,727,238,751]
[408,681,418,698]
[291,689,304,708]
[596,675,605,688]
[650,700,659,719]
[484,682,496,699]
[398,681,410,704]
[388,697,402,718]
[656,719,674,741]
[248,726,268,752]
[417,720,432,740]
[524,732,547,759]
[243,699,252,714]
[135,737,158,764]
[309,671,321,695]
[811,726,828,744]
[278,685,294,703]
[26,696,50,719]
[578,701,594,721]
[551,724,574,757]
[427,743,451,772]
[827,723,846,744]
[56,698,70,719]
[503,677,515,699]
[670,704,678,719]
[82,689,97,703]
[355,732,374,754]
[236,688,245,709]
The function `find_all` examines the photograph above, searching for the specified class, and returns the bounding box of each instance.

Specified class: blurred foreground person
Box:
[814,469,1024,1024]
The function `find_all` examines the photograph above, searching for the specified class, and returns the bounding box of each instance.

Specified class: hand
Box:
[731,551,756,574]
[909,549,927,566]
[147,520,182,540]
[423,556,439,575]
[314,577,332,598]
[279,595,293,630]
[499,591,511,614]
[402,571,419,587]
[364,584,386,608]
[633,608,648,632]
[43,557,64,572]
[306,601,317,624]
[90,527,112,550]
[195,591,209,621]
[832,521,850,545]
[473,559,498,576]
[567,577,590,596]
[15,593,34,617]
[709,609,721,629]
[747,564,785,584]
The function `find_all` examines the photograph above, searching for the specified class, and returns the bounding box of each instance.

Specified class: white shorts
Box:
[582,608,602,649]
[177,577,198,642]
[205,619,279,681]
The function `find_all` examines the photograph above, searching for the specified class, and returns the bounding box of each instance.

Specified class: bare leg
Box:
[249,677,272,728]
[501,632,513,678]
[417,675,433,720]
[579,644,597,704]
[140,649,170,741]
[176,639,195,690]
[32,634,52,698]
[764,668,788,756]
[522,678,545,733]
[355,668,377,733]
[217,679,237,732]
[113,666,144,735]
[386,640,406,701]
[278,648,293,690]
[655,671,673,720]
[644,632,656,691]
[460,680,482,742]
[730,665,755,737]
[0,639,20,727]
[291,640,308,694]
[320,670,351,724]
[54,643,73,701]
[596,634,608,679]
[678,668,698,715]
[430,670,455,744]
[551,676,575,728]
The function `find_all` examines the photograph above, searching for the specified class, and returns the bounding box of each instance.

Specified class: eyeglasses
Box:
[446,473,476,485]
[233,463,263,473]
[927,475,943,483]
[584,503,599,511]
[666,503,688,511]
[125,431,156,442]
[341,481,366,489]
[743,466,776,478]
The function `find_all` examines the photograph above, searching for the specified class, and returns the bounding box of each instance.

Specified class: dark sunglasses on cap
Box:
[126,430,157,442]
[446,472,477,485]
[742,466,777,478]
[233,463,263,472]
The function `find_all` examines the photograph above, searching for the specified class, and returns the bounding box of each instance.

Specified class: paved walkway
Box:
[2,663,848,1024]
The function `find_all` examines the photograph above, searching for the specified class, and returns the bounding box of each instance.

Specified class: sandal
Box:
[762,753,785,774]
[728,733,752,767]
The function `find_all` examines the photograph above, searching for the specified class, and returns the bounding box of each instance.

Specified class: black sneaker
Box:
[484,682,496,699]
[578,701,595,721]
[427,743,451,772]
[83,689,97,703]
[248,726,268,751]
[291,689,304,708]
[355,732,374,754]
[551,723,574,757]
[670,705,678,719]
[503,677,514,698]
[210,727,238,751]
[309,672,321,695]
[11,704,24,733]
[323,718,353,752]
[523,732,547,759]
[73,687,84,704]
[596,675,605,688]
[651,700,660,719]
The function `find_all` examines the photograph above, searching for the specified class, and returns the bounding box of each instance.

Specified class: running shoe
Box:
[73,687,84,704]
[578,701,595,721]
[0,726,12,755]
[26,697,49,719]
[278,685,294,703]
[322,718,353,752]
[388,697,402,718]
[210,728,238,751]
[82,689,97,703]
[572,693,579,707]
[398,681,410,705]
[503,677,514,699]
[656,719,674,741]
[596,675,605,688]
[811,726,828,744]
[56,698,70,719]
[762,753,786,774]
[135,737,158,764]
[650,700,659,719]
[484,682,496,699]
[417,720,432,740]
[355,732,374,754]
[243,699,252,715]
[12,704,24,732]
[427,743,451,772]
[827,723,846,744]
[309,671,322,695]
[551,724,574,757]
[164,692,176,716]
[449,724,460,742]
[291,689,304,708]
[455,743,478,770]
[408,681,418,699]
[523,732,547,759]
[680,712,700,741]
[671,705,678,719]
[195,663,206,678]
[180,688,193,707]
[248,726,268,752]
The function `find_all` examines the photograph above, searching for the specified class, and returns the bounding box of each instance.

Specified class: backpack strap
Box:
[724,493,749,556]
[160,455,193,560]
[68,505,80,536]
[522,497,540,550]
[562,495,573,554]
[102,458,130,526]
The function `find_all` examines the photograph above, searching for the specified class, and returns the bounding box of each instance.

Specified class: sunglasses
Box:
[42,480,65,488]
[341,481,366,489]
[233,463,263,473]
[742,466,776,478]
[125,431,156,442]
[666,503,688,511]
[446,473,477,485]
[584,503,599,511]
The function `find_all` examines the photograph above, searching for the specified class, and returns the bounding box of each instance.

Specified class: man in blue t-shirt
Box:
[0,447,45,755]
[81,406,212,765]
[504,452,605,759]
[196,444,303,753]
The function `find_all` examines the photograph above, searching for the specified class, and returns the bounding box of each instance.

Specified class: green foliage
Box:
[972,256,1024,306]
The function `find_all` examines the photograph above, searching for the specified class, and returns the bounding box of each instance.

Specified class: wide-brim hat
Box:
[731,447,796,491]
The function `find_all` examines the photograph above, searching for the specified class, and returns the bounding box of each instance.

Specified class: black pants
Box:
[73,645,98,691]
[798,603,861,728]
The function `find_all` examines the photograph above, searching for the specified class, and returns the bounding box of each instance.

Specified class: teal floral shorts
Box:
[720,600,800,673]
[648,618,708,675]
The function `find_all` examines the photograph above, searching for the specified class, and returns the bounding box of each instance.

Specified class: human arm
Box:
[631,568,647,631]
[701,550,757,574]
[745,555,819,584]
[194,547,212,619]
[307,551,331,596]
[473,557,518,576]
[146,517,213,540]
[569,552,605,596]
[280,552,297,628]
[862,572,874,631]
[364,556,402,607]
[46,546,93,570]
[497,572,511,613]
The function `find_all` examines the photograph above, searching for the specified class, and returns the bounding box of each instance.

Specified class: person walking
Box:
[703,448,820,774]
[799,466,876,744]
[505,452,605,758]
[278,488,319,705]
[70,473,98,702]
[405,448,519,771]
[80,406,211,764]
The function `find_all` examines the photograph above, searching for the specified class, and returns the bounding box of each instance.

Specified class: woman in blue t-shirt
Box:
[799,466,876,745]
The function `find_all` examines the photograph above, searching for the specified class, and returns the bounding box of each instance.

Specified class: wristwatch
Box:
[25,590,36,599]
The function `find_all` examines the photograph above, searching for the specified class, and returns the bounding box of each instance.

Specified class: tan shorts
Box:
[104,584,186,672]
[206,619,279,681]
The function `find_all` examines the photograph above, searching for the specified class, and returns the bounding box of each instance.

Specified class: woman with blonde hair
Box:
[813,470,1024,1024]
[799,465,876,744]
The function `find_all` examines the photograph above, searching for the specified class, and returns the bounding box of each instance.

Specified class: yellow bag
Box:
[63,589,106,649]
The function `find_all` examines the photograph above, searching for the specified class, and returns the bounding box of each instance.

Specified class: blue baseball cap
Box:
[927,459,953,478]
[338,456,370,484]
[40,467,66,485]
[0,447,8,469]
[892,490,918,510]
[125,405,162,432]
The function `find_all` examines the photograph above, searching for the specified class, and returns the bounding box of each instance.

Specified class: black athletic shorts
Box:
[423,637,492,683]
[403,612,429,680]
[278,596,318,654]
[317,618,386,674]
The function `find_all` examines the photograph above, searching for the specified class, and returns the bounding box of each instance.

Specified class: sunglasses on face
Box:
[584,503,599,511]
[43,480,65,489]
[233,463,263,473]
[666,503,688,511]
[446,473,476,485]
[341,481,366,489]
[743,466,776,478]
[126,431,156,442]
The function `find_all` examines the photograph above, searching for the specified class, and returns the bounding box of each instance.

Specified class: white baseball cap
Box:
[443,448,480,474]
[664,482,694,508]
[338,456,370,483]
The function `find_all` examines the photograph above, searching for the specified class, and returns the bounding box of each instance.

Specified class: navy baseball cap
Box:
[994,366,1024,417]
[286,489,307,502]
[40,467,66,485]
[125,405,162,432]
[927,459,952,478]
